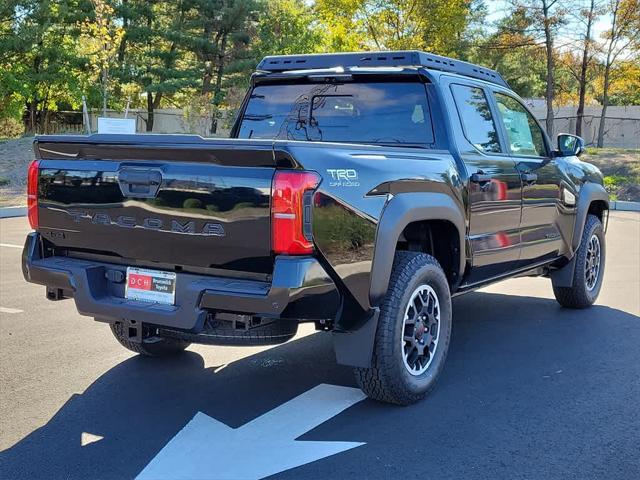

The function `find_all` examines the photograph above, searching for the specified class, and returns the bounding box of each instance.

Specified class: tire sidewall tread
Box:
[356,251,452,405]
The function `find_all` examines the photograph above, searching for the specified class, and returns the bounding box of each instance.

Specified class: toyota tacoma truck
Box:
[22,51,609,405]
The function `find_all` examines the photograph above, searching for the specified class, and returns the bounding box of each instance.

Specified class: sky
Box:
[484,0,614,41]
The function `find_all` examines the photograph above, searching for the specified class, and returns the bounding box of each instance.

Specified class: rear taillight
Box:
[27,160,40,229]
[271,170,320,255]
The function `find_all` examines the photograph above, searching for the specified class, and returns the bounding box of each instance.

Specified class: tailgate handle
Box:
[118,169,162,198]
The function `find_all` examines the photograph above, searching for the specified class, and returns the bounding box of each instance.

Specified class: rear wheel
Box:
[355,251,452,405]
[553,214,605,309]
[110,322,190,357]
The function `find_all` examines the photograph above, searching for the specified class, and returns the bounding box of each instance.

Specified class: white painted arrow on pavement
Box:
[137,384,367,480]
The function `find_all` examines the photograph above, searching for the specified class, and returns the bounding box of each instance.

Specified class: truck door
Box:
[490,91,568,267]
[447,82,523,284]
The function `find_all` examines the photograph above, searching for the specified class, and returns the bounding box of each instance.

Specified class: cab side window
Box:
[450,84,502,154]
[494,93,547,157]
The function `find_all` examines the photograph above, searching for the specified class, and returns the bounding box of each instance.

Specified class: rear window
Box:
[237,82,434,146]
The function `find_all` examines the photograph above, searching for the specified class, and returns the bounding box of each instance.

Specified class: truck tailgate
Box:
[34,136,280,274]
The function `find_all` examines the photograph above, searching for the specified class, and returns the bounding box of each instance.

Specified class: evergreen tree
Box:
[181,0,257,133]
[1,0,90,132]
[114,0,198,131]
[469,7,547,99]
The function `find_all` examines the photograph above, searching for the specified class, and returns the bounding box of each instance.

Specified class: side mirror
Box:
[557,133,585,157]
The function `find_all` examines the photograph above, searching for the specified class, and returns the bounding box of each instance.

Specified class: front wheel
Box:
[355,252,452,405]
[553,214,606,309]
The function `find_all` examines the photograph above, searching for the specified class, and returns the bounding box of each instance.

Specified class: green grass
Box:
[602,174,640,203]
[603,176,620,201]
[585,147,640,155]
[604,174,630,187]
[581,148,640,201]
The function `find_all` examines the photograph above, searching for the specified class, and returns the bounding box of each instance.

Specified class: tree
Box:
[574,0,600,136]
[455,0,489,62]
[0,3,23,124]
[469,7,547,98]
[2,0,634,141]
[602,59,640,105]
[181,0,257,134]
[1,0,90,133]
[79,0,124,116]
[253,0,324,57]
[114,0,198,132]
[597,0,640,146]
[315,0,474,55]
[501,0,566,137]
[540,0,562,138]
[314,0,366,51]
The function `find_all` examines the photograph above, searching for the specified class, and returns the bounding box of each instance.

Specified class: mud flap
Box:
[332,308,379,368]
[550,256,577,288]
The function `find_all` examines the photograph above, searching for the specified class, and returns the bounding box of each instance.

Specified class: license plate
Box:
[125,267,176,305]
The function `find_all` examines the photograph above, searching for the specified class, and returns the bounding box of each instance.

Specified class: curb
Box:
[611,200,640,212]
[0,206,27,218]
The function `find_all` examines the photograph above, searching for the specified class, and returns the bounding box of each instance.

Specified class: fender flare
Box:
[570,182,609,253]
[369,192,466,306]
[333,192,465,368]
[551,182,609,288]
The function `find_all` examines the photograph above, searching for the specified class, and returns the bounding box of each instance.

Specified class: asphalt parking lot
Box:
[1,212,639,480]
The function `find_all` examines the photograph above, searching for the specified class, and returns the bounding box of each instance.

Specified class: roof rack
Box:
[256,51,510,88]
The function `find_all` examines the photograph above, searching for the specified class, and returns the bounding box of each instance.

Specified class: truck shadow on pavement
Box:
[1,292,639,480]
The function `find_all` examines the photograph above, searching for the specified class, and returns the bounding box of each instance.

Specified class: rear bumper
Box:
[22,232,339,332]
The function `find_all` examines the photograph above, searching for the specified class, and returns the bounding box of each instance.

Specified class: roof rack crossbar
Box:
[256,51,510,88]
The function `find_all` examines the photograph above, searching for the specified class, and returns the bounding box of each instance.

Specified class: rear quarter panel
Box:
[280,141,463,327]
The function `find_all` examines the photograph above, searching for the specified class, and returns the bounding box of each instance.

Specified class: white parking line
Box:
[0,307,24,314]
[0,243,22,249]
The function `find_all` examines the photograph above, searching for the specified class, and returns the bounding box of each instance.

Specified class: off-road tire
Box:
[553,214,605,309]
[110,322,190,357]
[355,251,452,405]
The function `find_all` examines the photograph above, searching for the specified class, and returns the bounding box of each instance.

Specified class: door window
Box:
[450,84,501,154]
[494,93,547,157]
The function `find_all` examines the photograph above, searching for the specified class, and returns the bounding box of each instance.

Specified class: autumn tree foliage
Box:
[1,0,638,137]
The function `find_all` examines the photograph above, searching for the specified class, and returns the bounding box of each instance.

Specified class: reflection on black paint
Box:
[39,169,269,218]
[239,82,435,146]
[313,193,377,316]
[451,85,501,154]
[37,165,274,273]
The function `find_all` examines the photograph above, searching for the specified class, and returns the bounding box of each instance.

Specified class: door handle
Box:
[470,172,492,184]
[117,168,162,198]
[521,173,538,184]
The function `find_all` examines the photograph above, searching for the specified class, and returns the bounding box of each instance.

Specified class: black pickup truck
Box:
[23,51,609,405]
